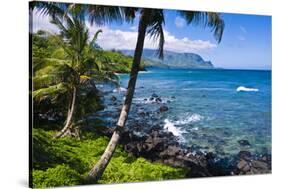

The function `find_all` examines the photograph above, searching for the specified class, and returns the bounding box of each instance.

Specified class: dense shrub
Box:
[32,165,81,188]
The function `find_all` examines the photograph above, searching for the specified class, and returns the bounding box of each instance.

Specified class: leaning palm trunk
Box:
[87,11,149,182]
[55,86,77,138]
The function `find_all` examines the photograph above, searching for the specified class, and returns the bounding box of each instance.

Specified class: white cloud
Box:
[32,11,217,53]
[88,26,217,53]
[162,30,217,52]
[174,16,185,28]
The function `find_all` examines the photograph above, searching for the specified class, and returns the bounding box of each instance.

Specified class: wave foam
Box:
[236,86,259,92]
[134,97,173,104]
[139,71,152,74]
[164,119,183,137]
[163,113,203,142]
[174,113,203,125]
[113,87,127,93]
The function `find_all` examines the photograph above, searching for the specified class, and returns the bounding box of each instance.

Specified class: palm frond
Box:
[122,7,138,23]
[32,1,68,17]
[32,83,69,103]
[88,5,125,26]
[79,57,100,75]
[34,63,79,90]
[79,75,91,84]
[50,10,89,67]
[178,11,224,43]
[146,9,165,59]
[89,29,103,49]
[32,57,70,73]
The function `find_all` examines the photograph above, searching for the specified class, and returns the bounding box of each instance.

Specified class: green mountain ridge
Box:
[121,49,214,69]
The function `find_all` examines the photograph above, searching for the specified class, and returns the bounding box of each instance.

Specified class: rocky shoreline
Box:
[93,123,271,177]
[89,90,271,177]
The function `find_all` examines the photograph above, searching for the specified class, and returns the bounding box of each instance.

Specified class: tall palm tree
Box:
[87,8,224,182]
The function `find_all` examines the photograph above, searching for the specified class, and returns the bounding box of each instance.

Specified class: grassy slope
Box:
[32,128,187,188]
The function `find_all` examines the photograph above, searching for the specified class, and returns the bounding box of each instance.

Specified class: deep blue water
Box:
[97,68,271,157]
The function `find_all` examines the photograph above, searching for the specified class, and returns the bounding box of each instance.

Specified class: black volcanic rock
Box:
[159,105,169,112]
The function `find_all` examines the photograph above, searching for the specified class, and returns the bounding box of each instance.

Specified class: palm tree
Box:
[32,3,119,138]
[50,5,100,138]
[87,8,224,182]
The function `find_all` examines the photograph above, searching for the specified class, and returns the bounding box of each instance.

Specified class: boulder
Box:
[110,95,117,101]
[151,93,159,98]
[251,160,268,170]
[138,111,146,117]
[160,145,182,158]
[155,97,162,103]
[159,105,169,112]
[237,159,250,172]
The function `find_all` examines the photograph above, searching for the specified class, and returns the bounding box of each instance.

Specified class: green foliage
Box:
[32,57,69,73]
[33,62,78,90]
[94,50,146,73]
[51,48,66,59]
[99,157,187,184]
[31,29,143,124]
[32,31,61,59]
[32,165,81,188]
[32,26,103,122]
[32,56,103,120]
[76,86,104,118]
[32,83,69,103]
[32,128,188,187]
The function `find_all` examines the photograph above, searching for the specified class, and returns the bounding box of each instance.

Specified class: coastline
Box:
[93,123,271,177]
[93,69,271,177]
[91,81,271,177]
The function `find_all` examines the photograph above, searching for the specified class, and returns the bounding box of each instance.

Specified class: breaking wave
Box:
[236,86,259,92]
[164,119,183,137]
[163,113,203,142]
[173,113,203,125]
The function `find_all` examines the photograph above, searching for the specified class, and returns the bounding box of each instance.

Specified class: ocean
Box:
[97,68,272,158]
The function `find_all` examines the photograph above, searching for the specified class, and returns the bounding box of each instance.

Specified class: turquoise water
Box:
[117,68,271,157]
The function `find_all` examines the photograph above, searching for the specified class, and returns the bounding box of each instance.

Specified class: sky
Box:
[32,8,272,70]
